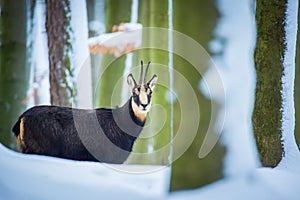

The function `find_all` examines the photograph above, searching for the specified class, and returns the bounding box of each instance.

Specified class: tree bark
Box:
[253,0,287,167]
[45,0,75,106]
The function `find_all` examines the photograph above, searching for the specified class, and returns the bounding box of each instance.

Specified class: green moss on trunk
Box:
[0,0,31,149]
[252,0,287,167]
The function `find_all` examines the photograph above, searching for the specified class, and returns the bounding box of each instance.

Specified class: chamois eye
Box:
[133,88,140,96]
[146,88,152,96]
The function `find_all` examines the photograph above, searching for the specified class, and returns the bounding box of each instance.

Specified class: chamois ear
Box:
[147,74,158,90]
[127,73,137,90]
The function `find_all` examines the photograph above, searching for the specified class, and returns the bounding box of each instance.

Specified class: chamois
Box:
[12,61,157,164]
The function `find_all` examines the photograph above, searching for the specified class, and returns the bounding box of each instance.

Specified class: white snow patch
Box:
[278,0,300,171]
[200,0,260,177]
[0,144,169,199]
[88,23,143,57]
[170,167,300,200]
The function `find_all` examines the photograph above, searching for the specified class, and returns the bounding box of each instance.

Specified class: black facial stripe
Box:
[147,95,151,104]
[133,94,140,106]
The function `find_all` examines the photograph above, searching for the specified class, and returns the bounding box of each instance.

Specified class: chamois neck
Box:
[129,98,147,123]
[128,97,146,126]
[112,99,145,138]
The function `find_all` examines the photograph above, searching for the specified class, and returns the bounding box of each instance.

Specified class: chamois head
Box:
[127,61,158,116]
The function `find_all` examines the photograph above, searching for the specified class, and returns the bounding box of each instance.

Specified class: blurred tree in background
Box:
[0,0,34,149]
[170,0,225,191]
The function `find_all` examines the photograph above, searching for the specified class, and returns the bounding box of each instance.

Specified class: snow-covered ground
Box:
[170,167,300,200]
[0,143,169,200]
[1,0,300,199]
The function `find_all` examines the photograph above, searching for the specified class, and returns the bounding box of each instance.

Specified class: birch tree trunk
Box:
[295,2,300,148]
[253,0,286,167]
[45,0,75,106]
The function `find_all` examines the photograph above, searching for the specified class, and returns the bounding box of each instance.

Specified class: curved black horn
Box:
[139,60,144,85]
[144,61,151,84]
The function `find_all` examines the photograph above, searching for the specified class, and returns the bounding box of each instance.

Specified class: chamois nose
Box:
[141,104,147,109]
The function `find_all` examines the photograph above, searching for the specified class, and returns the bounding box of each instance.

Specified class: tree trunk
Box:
[170,0,224,191]
[253,0,287,167]
[0,0,32,149]
[295,1,300,149]
[45,0,75,106]
[94,0,131,108]
[131,0,171,165]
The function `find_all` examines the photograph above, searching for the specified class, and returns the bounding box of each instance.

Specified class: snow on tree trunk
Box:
[70,0,92,108]
[253,0,286,167]
[295,1,300,149]
[278,0,300,170]
[45,0,76,106]
[254,0,300,169]
[210,0,260,177]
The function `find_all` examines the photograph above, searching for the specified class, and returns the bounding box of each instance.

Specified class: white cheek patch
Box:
[139,91,148,105]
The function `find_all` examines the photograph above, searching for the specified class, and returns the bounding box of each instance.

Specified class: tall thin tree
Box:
[295,2,300,149]
[253,0,287,167]
[45,0,75,106]
[0,0,32,148]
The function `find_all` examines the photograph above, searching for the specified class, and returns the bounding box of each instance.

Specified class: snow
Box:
[200,0,260,177]
[0,143,169,200]
[278,0,300,171]
[170,167,300,200]
[88,23,143,56]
